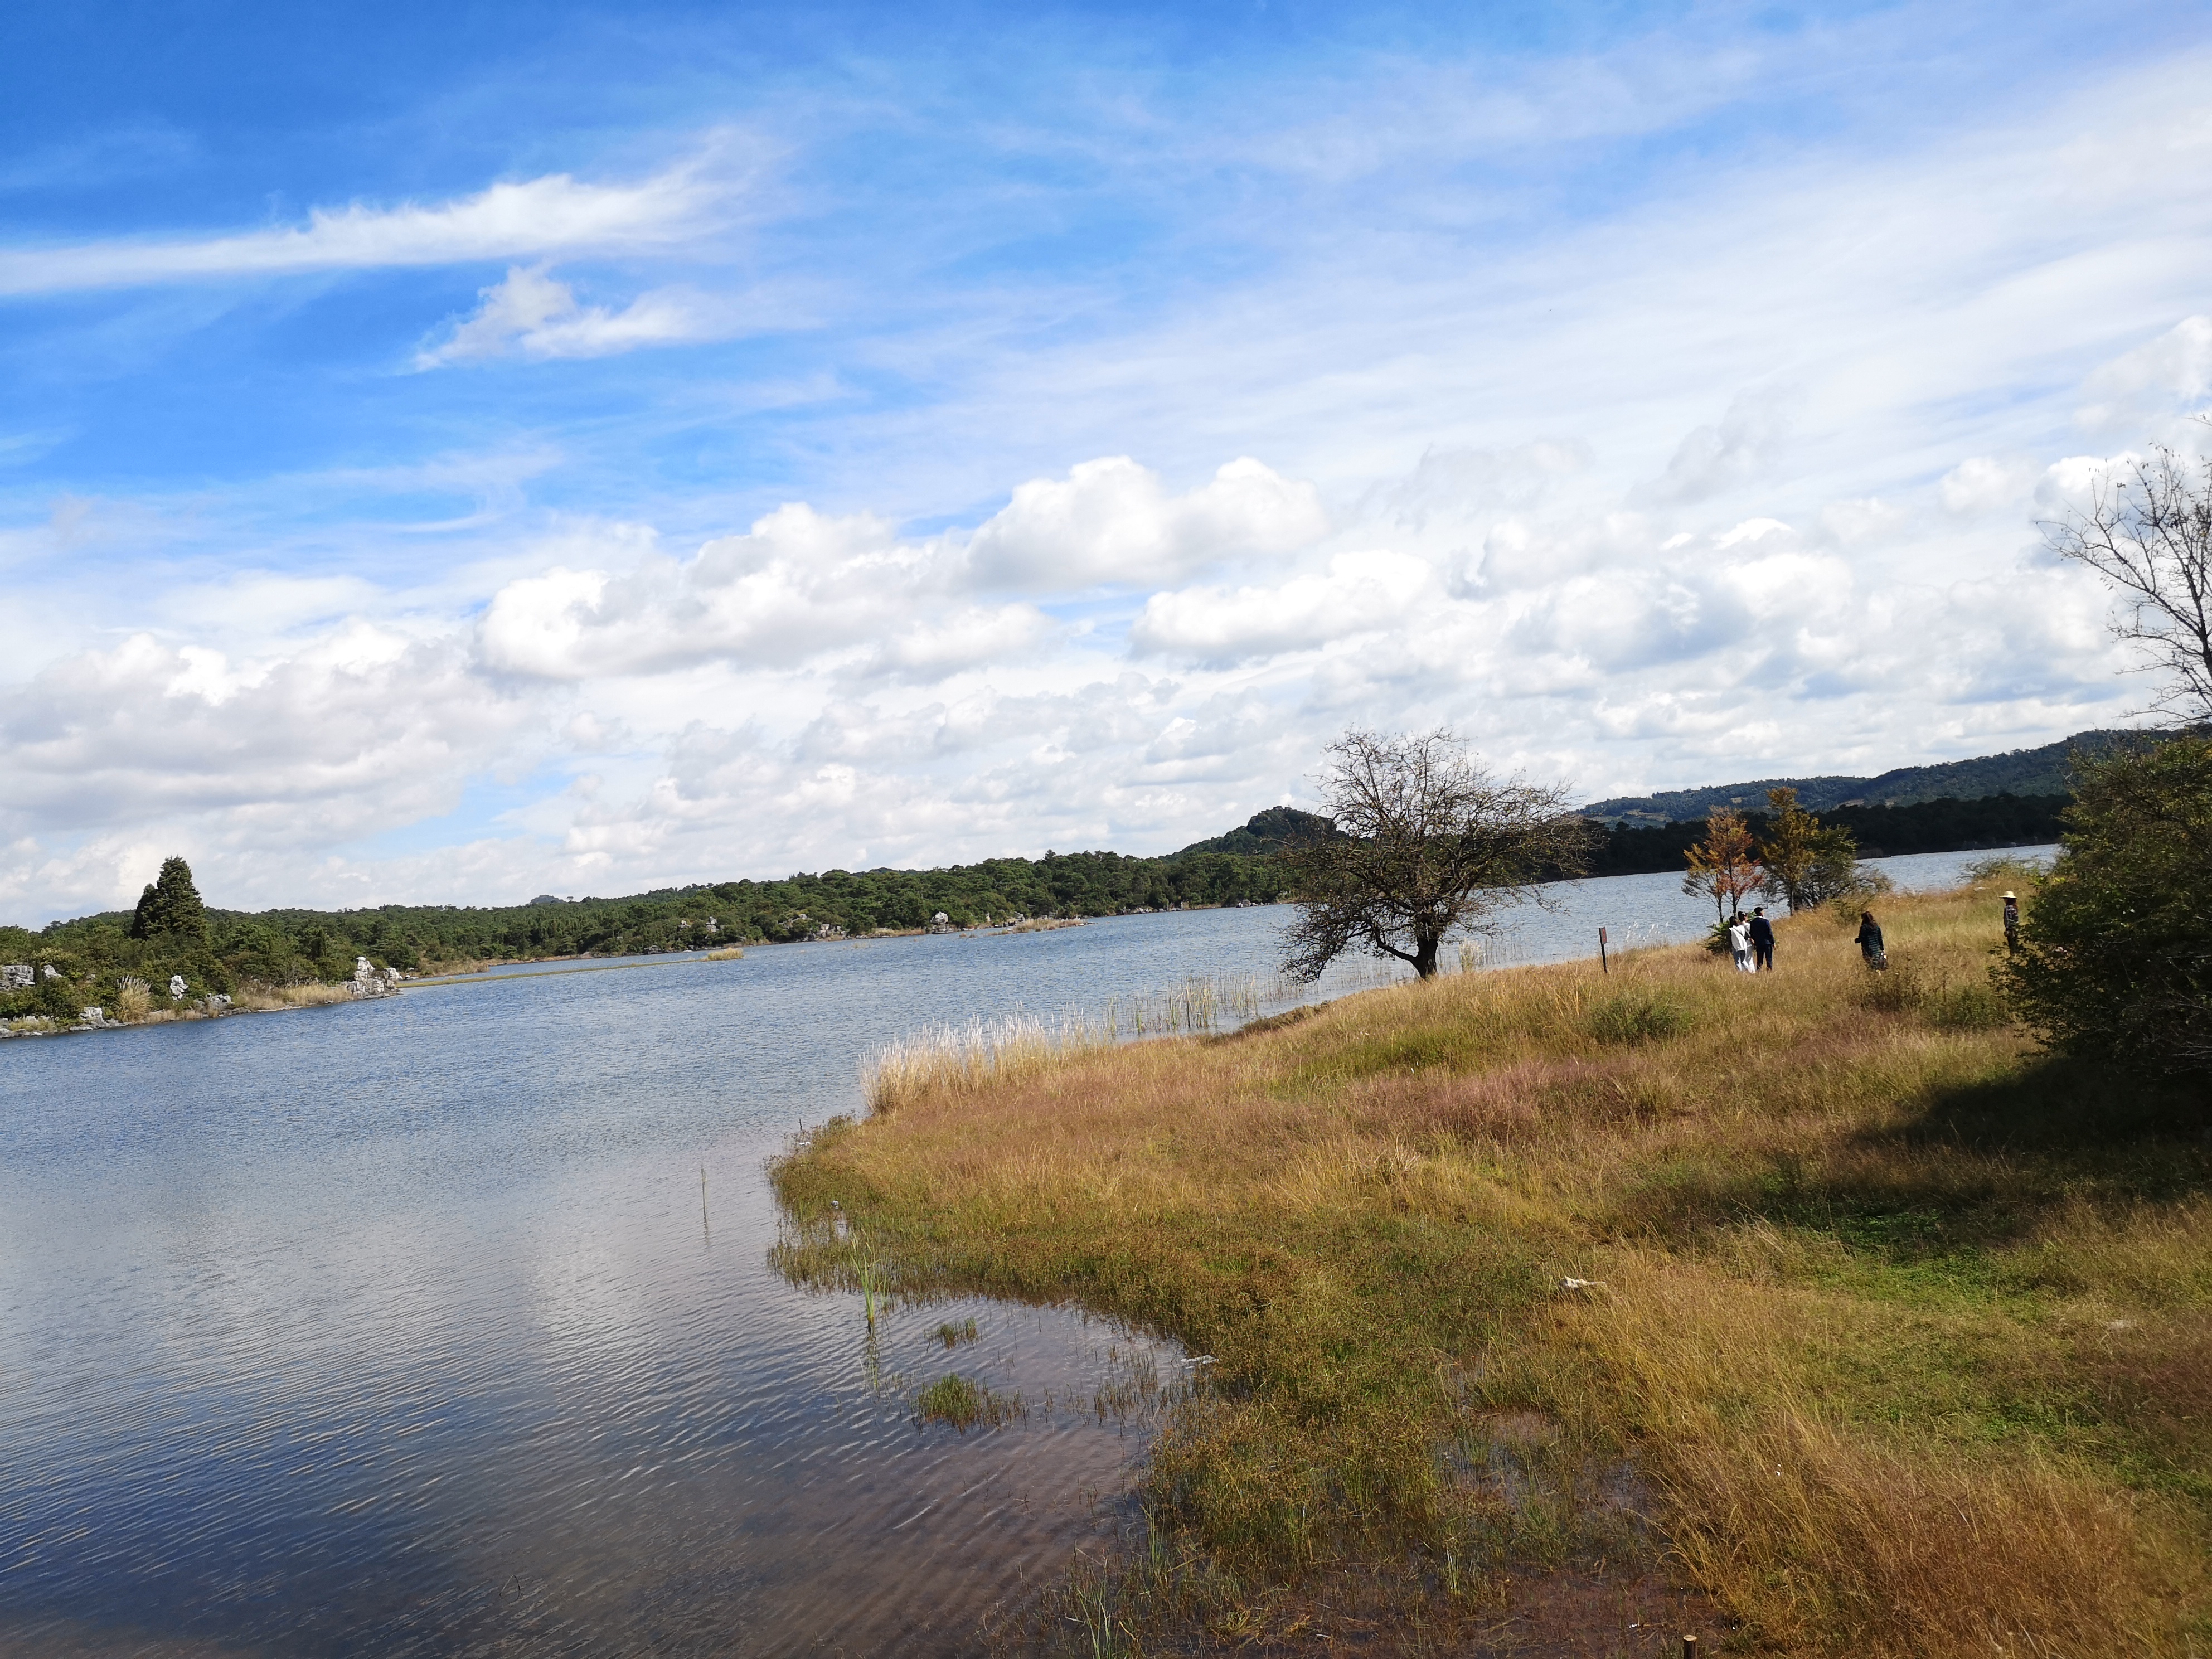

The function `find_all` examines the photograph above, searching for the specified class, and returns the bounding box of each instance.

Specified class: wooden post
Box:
[1599,926,1609,974]
[1681,1637,1699,1659]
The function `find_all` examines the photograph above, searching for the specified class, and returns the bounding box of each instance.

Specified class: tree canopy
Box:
[1754,787,1864,913]
[130,856,208,941]
[1682,808,1763,924]
[1998,733,2211,1080]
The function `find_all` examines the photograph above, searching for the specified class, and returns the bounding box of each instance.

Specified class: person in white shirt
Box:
[1728,915,1755,973]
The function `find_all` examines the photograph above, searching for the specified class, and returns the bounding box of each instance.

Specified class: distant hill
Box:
[1175,806,1336,857]
[1583,729,2149,824]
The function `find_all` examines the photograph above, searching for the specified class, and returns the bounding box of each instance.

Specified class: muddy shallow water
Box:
[0,849,2036,1656]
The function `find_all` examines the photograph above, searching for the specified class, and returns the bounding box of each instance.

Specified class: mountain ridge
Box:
[1582,728,2148,823]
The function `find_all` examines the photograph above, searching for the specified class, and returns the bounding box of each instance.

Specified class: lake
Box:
[0,846,2039,1655]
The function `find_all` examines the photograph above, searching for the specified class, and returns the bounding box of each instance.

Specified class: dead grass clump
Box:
[861,1010,1110,1117]
[229,981,358,1012]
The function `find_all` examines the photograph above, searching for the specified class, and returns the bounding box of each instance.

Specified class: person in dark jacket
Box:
[1748,906,1775,971]
[1855,910,1885,969]
[2002,891,2020,952]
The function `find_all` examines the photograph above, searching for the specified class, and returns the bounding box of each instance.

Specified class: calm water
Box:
[0,846,2039,1656]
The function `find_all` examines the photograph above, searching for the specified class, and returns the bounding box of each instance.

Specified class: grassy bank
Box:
[772,871,2211,1655]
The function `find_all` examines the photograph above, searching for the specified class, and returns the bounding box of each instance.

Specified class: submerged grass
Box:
[918,1371,1026,1431]
[774,875,2212,1656]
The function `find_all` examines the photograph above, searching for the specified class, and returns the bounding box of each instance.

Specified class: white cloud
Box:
[0,628,529,841]
[964,456,1326,591]
[475,505,932,681]
[2074,315,2212,433]
[17,41,2212,916]
[0,425,2146,924]
[1638,388,1798,505]
[864,604,1056,681]
[1940,455,2040,516]
[0,152,730,295]
[1131,549,1433,664]
[415,266,730,366]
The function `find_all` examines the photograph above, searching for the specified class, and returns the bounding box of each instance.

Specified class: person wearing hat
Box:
[2002,890,2019,952]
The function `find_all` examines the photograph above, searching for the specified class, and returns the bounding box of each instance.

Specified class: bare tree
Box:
[2041,442,2212,722]
[1279,729,1593,981]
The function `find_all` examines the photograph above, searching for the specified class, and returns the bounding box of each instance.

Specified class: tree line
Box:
[0,790,2079,1022]
[0,845,1302,1015]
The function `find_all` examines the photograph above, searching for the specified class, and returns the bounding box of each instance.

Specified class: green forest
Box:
[0,793,2064,1020]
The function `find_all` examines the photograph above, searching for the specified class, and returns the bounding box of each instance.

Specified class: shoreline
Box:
[769,872,2207,1652]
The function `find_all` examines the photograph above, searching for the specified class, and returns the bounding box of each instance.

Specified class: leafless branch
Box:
[2040,441,2212,723]
[1278,729,1592,981]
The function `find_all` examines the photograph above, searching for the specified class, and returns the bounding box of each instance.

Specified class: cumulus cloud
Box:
[0,151,730,295]
[863,604,1056,681]
[0,430,2146,922]
[477,505,923,680]
[416,266,730,366]
[964,456,1326,591]
[0,627,529,839]
[1131,549,1432,664]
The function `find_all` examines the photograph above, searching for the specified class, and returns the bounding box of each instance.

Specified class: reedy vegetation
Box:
[774,872,2210,1656]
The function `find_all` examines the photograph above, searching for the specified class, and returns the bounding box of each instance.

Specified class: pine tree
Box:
[130,856,208,940]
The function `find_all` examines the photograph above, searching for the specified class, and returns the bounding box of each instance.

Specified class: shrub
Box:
[34,969,82,1022]
[1925,977,2009,1031]
[1859,962,1921,1014]
[1587,989,1692,1044]
[1997,734,2211,1078]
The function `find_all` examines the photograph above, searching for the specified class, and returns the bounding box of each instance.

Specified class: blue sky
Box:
[3,0,2209,920]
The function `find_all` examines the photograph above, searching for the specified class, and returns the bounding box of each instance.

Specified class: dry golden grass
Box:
[230,981,359,1011]
[774,879,2212,1656]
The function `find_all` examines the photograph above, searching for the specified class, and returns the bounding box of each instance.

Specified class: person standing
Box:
[1856,910,1886,970]
[1748,906,1775,972]
[2002,891,2020,952]
[1728,914,1755,973]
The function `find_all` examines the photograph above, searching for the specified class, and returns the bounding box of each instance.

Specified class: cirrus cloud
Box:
[0,149,735,297]
[415,265,735,366]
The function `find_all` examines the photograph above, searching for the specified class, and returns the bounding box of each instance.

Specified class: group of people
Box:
[1725,907,1776,973]
[1724,890,2019,976]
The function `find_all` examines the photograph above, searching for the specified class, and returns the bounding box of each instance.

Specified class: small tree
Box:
[1279,729,1590,981]
[130,856,208,941]
[1682,808,1763,925]
[2041,442,2212,722]
[1997,734,2211,1079]
[1756,787,1863,913]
